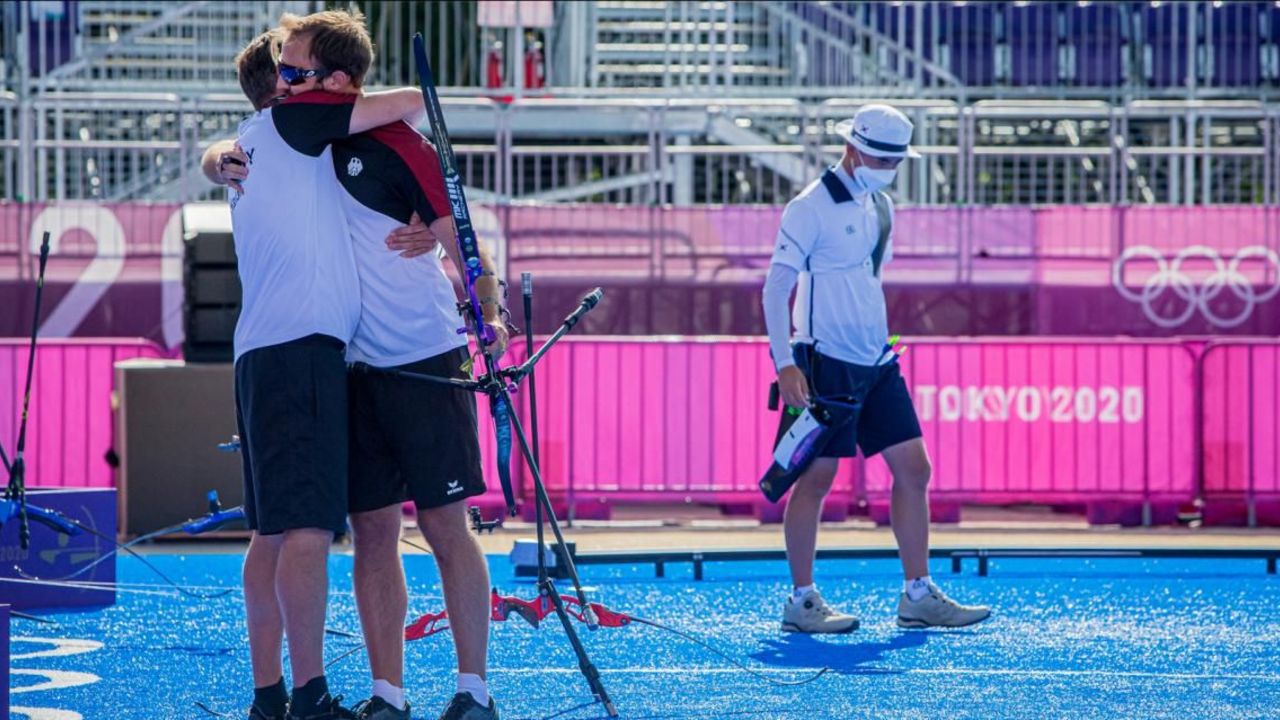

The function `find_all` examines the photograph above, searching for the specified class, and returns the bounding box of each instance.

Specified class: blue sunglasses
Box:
[278,62,327,86]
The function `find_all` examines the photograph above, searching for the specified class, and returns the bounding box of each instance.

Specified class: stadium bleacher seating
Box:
[1,1,1277,208]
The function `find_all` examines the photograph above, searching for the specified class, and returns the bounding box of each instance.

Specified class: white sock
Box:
[905,575,933,602]
[791,583,816,600]
[457,672,489,707]
[371,679,406,711]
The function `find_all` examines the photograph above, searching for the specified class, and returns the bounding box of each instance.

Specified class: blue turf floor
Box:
[8,554,1280,719]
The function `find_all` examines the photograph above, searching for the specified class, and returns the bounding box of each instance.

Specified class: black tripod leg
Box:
[502,389,617,717]
[540,577,617,717]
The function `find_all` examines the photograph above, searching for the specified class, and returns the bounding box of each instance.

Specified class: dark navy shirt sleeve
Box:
[272,91,357,157]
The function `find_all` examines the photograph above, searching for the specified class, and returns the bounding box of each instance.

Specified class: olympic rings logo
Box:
[1111,245,1280,329]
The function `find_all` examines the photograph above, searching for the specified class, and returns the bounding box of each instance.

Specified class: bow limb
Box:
[554,595,634,628]
[404,610,449,641]
[405,591,548,645]
[585,601,635,628]
[492,591,553,627]
[490,395,517,515]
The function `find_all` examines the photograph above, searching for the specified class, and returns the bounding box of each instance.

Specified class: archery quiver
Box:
[759,401,858,504]
[759,346,858,503]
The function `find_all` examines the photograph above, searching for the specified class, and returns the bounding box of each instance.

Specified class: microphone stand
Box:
[519,271,550,579]
[352,283,615,717]
[2,232,51,550]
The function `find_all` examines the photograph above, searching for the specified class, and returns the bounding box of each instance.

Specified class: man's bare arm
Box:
[349,88,426,135]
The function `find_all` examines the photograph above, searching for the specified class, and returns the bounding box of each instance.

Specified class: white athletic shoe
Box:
[897,583,991,628]
[781,589,860,634]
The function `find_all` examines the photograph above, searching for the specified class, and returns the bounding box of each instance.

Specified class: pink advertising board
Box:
[0,337,515,507]
[515,337,1200,507]
[1200,340,1280,501]
[859,339,1199,504]
[0,339,169,489]
[0,336,1236,518]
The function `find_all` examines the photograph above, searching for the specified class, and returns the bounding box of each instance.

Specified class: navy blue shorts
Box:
[795,345,923,458]
[235,334,349,535]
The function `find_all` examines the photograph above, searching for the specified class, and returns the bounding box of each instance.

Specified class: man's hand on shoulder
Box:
[217,144,251,193]
[201,139,247,190]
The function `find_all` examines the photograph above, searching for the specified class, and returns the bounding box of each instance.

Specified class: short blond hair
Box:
[279,9,374,88]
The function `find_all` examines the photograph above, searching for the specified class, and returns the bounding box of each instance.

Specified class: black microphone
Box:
[562,287,604,330]
[522,272,533,298]
[580,288,603,312]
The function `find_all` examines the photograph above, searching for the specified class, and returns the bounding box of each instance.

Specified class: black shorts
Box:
[348,346,487,513]
[796,345,923,458]
[235,334,349,535]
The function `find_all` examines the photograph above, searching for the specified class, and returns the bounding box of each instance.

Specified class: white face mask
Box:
[852,150,897,193]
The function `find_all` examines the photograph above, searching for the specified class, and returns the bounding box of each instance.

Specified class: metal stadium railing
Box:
[2,93,1274,206]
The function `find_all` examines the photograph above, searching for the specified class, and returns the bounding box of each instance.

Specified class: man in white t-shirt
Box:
[763,104,991,633]
[213,23,427,720]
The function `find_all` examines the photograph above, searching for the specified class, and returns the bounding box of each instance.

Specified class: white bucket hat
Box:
[834,104,921,159]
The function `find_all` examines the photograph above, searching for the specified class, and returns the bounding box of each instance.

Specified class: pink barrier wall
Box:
[0,337,516,509]
[0,339,169,489]
[1201,340,1280,501]
[516,337,1200,506]
[3,336,1263,520]
[505,203,1280,267]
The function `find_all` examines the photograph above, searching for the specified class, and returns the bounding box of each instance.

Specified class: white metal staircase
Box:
[592,1,791,89]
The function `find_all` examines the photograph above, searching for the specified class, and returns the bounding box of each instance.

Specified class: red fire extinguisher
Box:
[486,41,504,89]
[524,39,546,90]
[485,40,513,103]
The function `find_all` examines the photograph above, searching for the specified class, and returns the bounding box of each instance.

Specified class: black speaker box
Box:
[184,230,240,363]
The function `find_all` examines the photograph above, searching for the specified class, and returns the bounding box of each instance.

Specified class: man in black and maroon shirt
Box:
[208,11,505,720]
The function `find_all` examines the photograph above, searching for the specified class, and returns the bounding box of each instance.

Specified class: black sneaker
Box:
[287,693,357,720]
[437,692,499,720]
[352,696,411,720]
